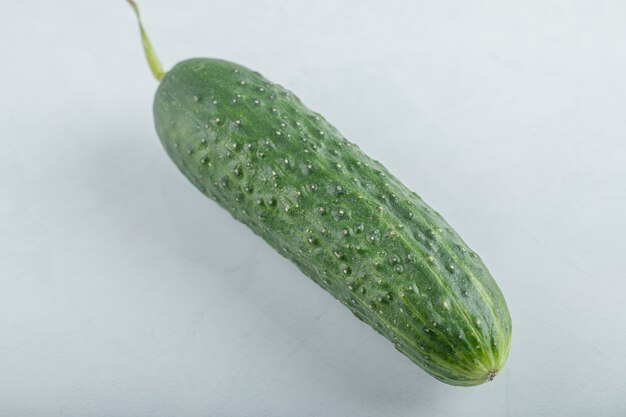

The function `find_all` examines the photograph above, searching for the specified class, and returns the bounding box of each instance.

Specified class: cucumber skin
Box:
[153,58,511,386]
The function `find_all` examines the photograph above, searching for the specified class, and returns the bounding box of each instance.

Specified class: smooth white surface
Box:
[1,1,625,416]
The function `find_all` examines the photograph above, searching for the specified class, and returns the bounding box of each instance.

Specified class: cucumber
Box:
[128,1,511,386]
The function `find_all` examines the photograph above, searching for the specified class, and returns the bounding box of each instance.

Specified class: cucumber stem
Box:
[127,0,165,81]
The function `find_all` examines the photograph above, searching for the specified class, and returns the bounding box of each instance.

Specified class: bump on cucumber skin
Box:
[153,58,512,386]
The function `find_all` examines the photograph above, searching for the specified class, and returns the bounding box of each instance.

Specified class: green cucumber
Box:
[128,1,511,386]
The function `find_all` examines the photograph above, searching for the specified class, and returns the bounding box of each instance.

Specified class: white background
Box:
[1,1,625,416]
